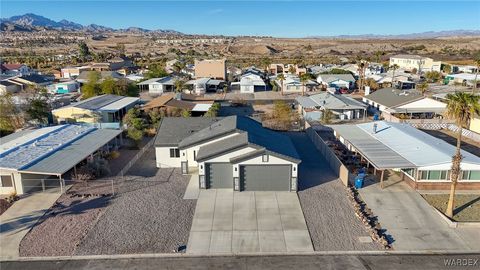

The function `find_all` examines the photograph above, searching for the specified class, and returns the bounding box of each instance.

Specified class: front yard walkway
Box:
[187,190,313,254]
[359,177,480,251]
[0,192,62,259]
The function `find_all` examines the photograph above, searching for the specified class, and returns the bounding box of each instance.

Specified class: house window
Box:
[462,171,480,180]
[1,175,13,187]
[262,154,269,162]
[169,148,180,158]
[420,170,448,180]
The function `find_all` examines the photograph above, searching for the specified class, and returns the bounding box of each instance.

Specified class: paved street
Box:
[0,192,62,259]
[187,190,313,254]
[2,253,479,270]
[359,177,480,251]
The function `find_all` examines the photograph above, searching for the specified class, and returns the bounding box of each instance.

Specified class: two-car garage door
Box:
[240,165,291,191]
[206,163,292,191]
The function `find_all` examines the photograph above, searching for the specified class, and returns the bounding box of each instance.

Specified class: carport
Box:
[332,124,416,188]
[0,126,122,195]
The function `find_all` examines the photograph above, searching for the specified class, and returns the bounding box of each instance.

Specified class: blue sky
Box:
[1,1,479,37]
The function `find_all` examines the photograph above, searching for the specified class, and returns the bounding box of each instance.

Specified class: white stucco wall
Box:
[180,132,241,168]
[156,147,181,168]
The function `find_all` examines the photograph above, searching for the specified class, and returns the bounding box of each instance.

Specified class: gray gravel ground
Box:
[19,194,109,257]
[287,132,383,251]
[74,149,196,255]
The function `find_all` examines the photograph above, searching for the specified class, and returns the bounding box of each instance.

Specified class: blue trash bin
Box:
[355,177,364,189]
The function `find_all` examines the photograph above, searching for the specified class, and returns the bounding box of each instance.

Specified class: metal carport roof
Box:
[21,129,122,175]
[332,124,416,169]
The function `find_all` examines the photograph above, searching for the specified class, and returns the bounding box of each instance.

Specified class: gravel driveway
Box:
[287,132,382,251]
[74,148,196,255]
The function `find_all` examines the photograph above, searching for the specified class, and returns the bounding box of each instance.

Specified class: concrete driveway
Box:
[359,177,480,251]
[187,190,313,254]
[0,192,62,259]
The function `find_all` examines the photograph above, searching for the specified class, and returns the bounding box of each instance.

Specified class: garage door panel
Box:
[206,163,233,189]
[241,165,291,191]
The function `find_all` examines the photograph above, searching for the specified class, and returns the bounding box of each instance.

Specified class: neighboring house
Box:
[142,93,213,116]
[11,74,54,87]
[296,92,367,121]
[137,76,179,95]
[452,65,478,74]
[389,54,441,72]
[0,80,22,94]
[332,121,480,190]
[269,64,307,76]
[125,73,145,82]
[470,116,480,134]
[362,88,446,120]
[76,71,124,84]
[0,125,122,195]
[61,66,91,79]
[276,75,318,93]
[52,94,139,128]
[47,81,80,94]
[231,73,266,93]
[444,73,479,87]
[186,78,225,95]
[0,63,30,76]
[316,74,356,90]
[194,59,227,80]
[155,116,301,191]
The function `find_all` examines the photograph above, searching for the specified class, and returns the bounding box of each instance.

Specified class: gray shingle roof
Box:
[180,116,300,161]
[319,74,355,83]
[364,88,423,108]
[154,117,221,147]
[195,133,249,161]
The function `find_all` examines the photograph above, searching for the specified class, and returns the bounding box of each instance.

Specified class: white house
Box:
[389,54,441,72]
[296,92,367,121]
[137,77,179,95]
[332,121,480,190]
[154,116,301,191]
[316,74,356,90]
[231,73,266,93]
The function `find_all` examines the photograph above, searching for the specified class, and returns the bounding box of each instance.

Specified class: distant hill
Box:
[0,13,182,34]
[308,30,480,39]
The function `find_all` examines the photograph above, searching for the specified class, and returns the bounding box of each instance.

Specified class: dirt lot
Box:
[421,194,480,222]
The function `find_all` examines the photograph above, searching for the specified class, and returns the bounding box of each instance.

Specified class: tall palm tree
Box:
[390,64,399,88]
[417,81,429,96]
[277,73,285,96]
[299,73,309,96]
[174,79,185,93]
[473,53,480,93]
[444,92,480,218]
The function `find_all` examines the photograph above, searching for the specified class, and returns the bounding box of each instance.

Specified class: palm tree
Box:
[320,109,334,124]
[390,64,399,88]
[277,73,285,96]
[473,53,480,93]
[261,57,272,74]
[299,73,309,96]
[174,79,185,93]
[417,81,429,96]
[444,92,480,218]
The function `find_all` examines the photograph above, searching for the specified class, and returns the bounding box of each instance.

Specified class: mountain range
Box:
[1,13,479,39]
[0,13,182,34]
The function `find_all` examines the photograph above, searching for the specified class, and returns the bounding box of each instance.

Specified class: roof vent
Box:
[373,123,378,134]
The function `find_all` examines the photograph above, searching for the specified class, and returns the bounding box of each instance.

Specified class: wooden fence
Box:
[305,126,354,186]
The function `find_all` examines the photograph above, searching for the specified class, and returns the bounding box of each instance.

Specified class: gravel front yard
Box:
[422,194,480,222]
[19,194,109,257]
[287,132,383,251]
[74,149,196,255]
